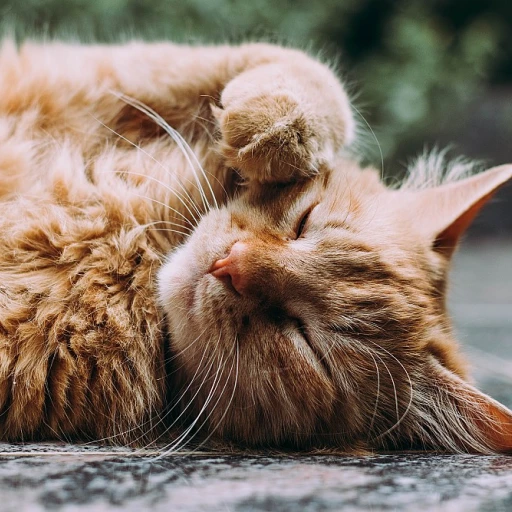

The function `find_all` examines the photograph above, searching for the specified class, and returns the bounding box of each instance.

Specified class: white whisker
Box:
[137,219,194,234]
[146,331,224,455]
[90,113,204,219]
[157,342,225,457]
[372,349,399,427]
[114,93,218,211]
[95,167,200,227]
[193,337,239,453]
[350,102,384,180]
[129,191,197,230]
[179,334,239,453]
[369,341,414,441]
[82,328,211,449]
[364,348,381,437]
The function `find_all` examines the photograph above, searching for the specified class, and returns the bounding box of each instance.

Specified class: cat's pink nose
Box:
[209,242,248,295]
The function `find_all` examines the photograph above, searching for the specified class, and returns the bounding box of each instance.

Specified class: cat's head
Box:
[158,158,512,453]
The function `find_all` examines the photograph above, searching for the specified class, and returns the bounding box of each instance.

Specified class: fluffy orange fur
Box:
[0,39,511,452]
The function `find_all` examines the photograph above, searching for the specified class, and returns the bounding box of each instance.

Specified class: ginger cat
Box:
[0,40,511,452]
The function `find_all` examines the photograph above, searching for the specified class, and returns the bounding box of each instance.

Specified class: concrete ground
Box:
[450,241,512,409]
[1,240,511,512]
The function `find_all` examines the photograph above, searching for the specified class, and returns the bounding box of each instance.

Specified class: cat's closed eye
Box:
[294,205,315,239]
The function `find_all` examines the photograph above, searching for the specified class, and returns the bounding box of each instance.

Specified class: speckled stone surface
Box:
[1,242,511,511]
[1,449,512,511]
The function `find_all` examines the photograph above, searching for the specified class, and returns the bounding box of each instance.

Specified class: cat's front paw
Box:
[215,92,328,183]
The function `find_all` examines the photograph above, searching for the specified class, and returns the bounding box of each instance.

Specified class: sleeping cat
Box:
[0,40,511,453]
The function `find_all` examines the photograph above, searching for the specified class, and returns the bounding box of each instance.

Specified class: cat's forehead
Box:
[225,162,429,270]
[233,175,324,226]
[238,163,387,220]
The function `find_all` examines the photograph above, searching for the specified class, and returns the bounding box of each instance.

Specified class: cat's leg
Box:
[100,43,354,188]
[1,42,353,202]
[109,43,355,188]
[216,45,355,183]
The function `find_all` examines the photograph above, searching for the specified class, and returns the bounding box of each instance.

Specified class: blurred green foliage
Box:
[1,0,511,168]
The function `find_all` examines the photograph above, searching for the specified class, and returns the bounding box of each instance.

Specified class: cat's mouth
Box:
[201,274,332,377]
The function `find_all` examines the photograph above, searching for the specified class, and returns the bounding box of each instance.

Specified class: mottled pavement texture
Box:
[2,241,512,512]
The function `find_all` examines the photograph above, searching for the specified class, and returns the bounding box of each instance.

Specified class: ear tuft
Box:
[407,164,512,257]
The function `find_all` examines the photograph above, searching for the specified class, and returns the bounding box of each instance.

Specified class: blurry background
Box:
[2,0,511,235]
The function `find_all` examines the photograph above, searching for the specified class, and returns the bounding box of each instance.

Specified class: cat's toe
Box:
[215,93,324,183]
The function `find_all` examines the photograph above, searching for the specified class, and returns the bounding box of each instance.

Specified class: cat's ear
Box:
[417,358,512,453]
[408,164,512,256]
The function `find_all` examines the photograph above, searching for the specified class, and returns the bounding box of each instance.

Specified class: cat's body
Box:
[0,40,511,452]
